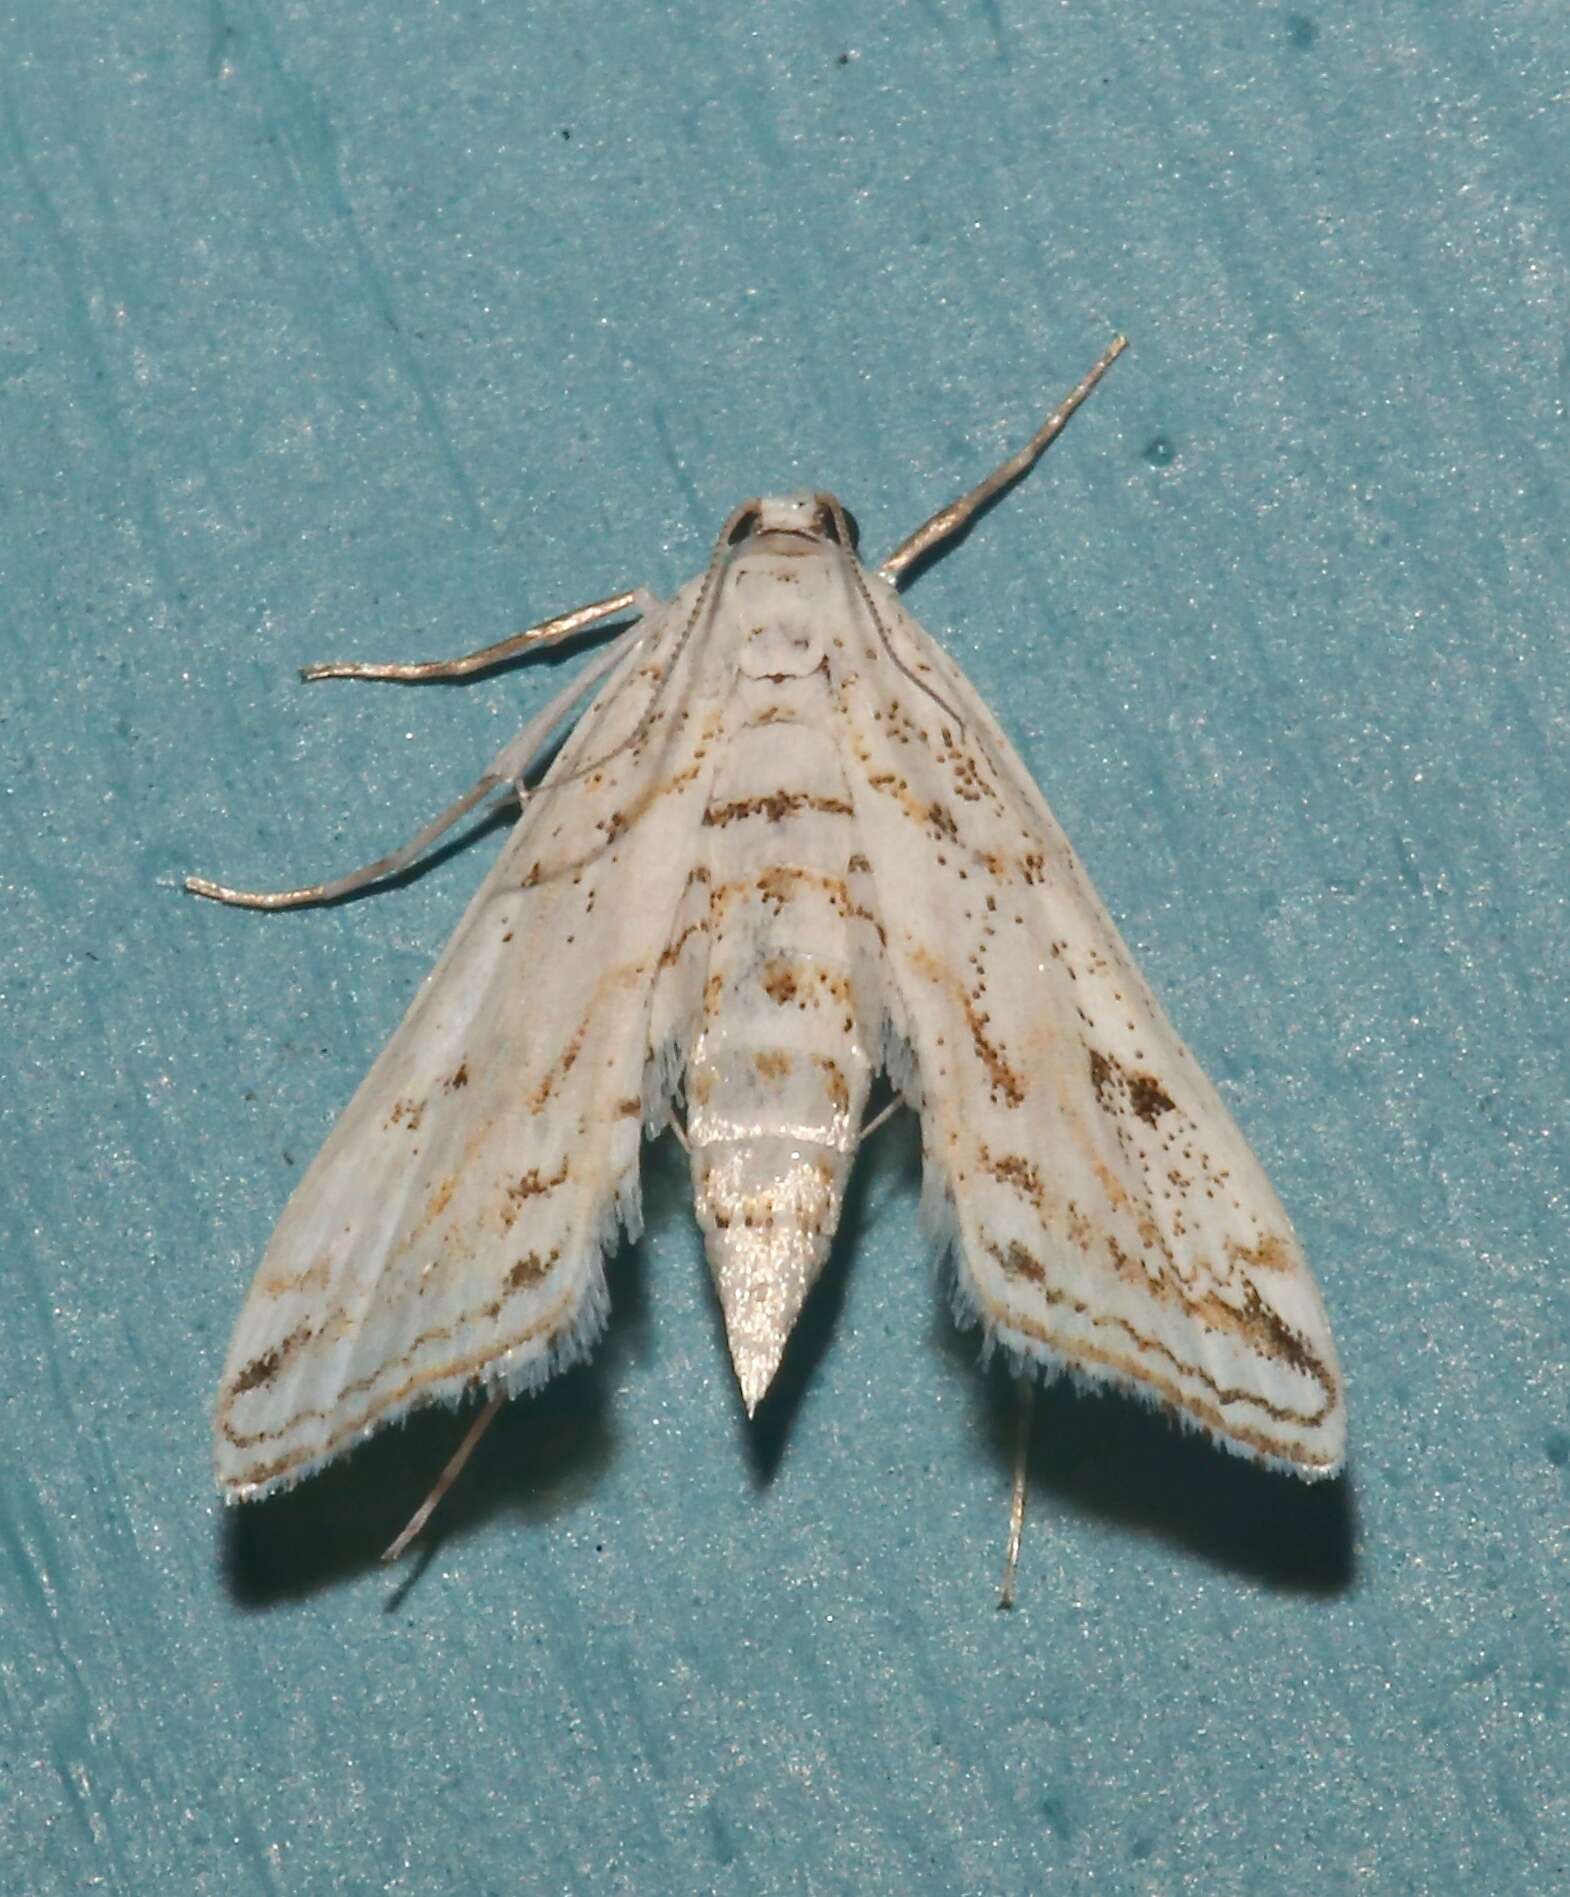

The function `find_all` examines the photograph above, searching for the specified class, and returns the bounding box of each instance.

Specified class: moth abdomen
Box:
[682,672,885,1410]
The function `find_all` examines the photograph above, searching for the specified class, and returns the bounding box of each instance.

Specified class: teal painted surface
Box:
[3,2,1567,1890]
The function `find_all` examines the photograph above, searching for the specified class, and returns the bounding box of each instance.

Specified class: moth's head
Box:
[723,492,861,556]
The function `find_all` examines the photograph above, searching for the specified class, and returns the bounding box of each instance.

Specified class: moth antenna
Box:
[843,552,969,735]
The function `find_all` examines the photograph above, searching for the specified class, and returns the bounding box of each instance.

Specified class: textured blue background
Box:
[4,3,1568,1891]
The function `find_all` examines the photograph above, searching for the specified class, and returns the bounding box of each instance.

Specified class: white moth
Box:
[190,339,1345,1567]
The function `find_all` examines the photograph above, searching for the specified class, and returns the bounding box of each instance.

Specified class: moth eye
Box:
[728,508,760,545]
[815,501,861,550]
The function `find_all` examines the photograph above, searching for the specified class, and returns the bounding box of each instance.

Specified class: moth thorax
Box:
[724,563,828,677]
[739,615,825,679]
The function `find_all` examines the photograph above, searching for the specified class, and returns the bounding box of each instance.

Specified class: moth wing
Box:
[216,590,725,1497]
[834,569,1345,1476]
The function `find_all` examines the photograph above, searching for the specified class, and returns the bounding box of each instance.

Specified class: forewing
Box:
[216,587,726,1496]
[833,567,1345,1476]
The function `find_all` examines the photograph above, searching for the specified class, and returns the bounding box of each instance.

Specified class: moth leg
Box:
[301,587,660,683]
[857,1096,903,1143]
[186,625,643,909]
[997,1374,1036,1611]
[382,1390,507,1564]
[877,338,1127,585]
[185,776,505,909]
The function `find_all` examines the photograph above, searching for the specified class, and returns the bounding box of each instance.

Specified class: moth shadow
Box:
[950,1332,1356,1594]
[742,1092,920,1484]
[219,1230,654,1608]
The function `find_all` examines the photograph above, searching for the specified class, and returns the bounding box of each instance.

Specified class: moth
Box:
[190,339,1345,1573]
